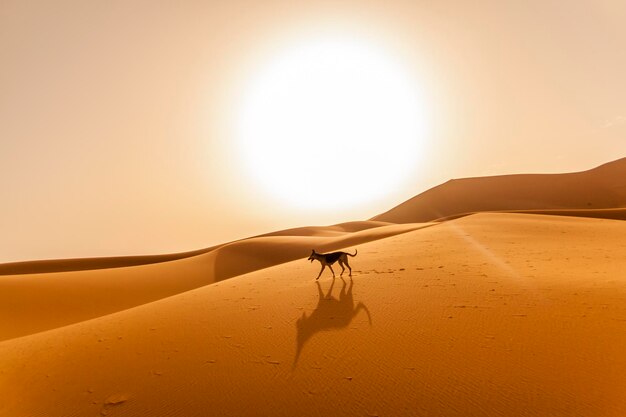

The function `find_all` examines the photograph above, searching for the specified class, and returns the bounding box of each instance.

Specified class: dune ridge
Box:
[372,157,626,223]
[0,221,390,276]
[0,249,213,276]
[434,207,626,222]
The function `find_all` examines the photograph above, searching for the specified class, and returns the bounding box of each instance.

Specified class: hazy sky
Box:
[1,0,625,262]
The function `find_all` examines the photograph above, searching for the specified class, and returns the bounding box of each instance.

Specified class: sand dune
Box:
[373,157,626,223]
[1,213,625,416]
[0,248,212,276]
[210,222,430,282]
[511,207,626,220]
[3,158,626,416]
[258,220,393,237]
[0,222,429,342]
[436,207,626,222]
[0,221,390,276]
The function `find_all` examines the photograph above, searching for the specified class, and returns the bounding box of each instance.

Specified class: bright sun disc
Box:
[237,36,427,210]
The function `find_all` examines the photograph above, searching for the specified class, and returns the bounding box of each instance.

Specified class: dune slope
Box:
[372,157,626,223]
[0,222,429,342]
[1,213,625,417]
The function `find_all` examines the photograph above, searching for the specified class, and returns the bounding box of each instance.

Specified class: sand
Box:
[372,157,626,223]
[1,213,626,416]
[2,157,626,416]
[0,221,430,341]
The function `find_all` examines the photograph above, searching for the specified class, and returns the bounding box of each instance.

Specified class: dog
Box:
[308,249,357,280]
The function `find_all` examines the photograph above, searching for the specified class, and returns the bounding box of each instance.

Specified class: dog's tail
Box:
[347,249,357,257]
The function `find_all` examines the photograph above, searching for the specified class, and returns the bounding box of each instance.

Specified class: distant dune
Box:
[0,249,214,276]
[372,157,626,223]
[2,159,626,416]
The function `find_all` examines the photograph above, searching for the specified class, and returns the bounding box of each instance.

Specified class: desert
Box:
[3,2,626,415]
[1,159,626,416]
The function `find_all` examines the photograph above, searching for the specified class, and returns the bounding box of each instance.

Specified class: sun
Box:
[236,35,427,210]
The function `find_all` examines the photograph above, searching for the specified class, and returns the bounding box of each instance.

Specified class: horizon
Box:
[1,155,623,265]
[2,0,626,263]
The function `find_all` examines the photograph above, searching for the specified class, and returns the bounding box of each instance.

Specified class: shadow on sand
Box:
[294,277,372,368]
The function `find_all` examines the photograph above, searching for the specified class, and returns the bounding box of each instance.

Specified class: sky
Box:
[1,0,625,263]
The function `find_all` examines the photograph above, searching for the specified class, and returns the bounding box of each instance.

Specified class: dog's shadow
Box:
[294,277,372,368]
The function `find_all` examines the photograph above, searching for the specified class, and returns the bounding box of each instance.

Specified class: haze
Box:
[2,0,625,262]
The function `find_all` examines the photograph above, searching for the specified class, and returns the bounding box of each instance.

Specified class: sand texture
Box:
[1,213,626,417]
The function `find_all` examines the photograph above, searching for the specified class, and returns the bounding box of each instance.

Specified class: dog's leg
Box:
[316,264,326,280]
[339,260,346,276]
[345,259,352,276]
[328,264,335,278]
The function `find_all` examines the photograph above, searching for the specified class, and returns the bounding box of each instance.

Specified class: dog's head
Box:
[308,249,316,262]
